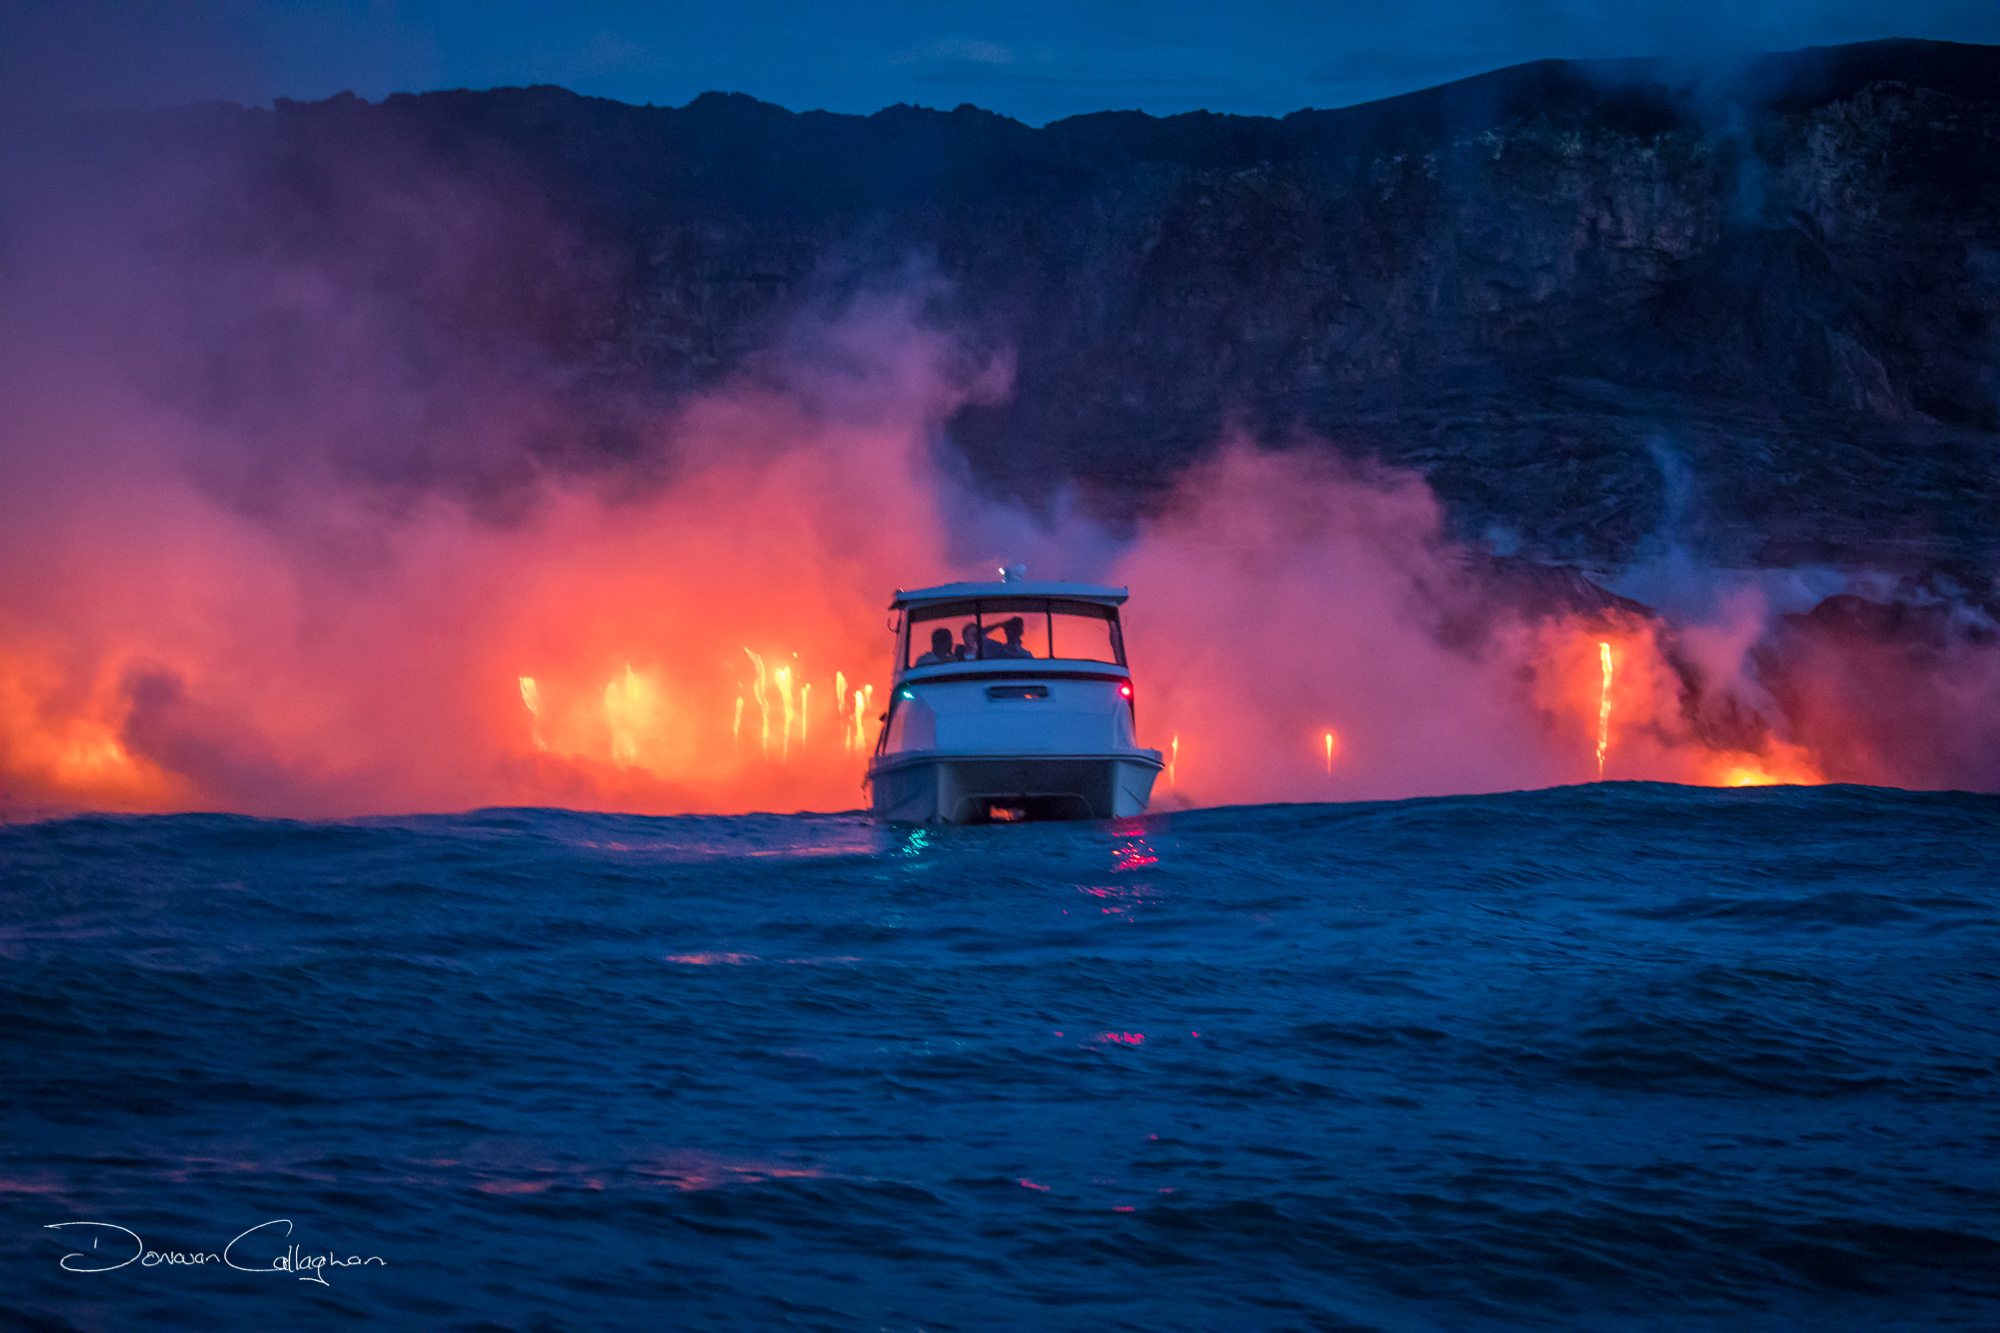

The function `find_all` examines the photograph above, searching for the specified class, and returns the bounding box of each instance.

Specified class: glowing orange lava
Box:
[518,675,546,752]
[500,642,879,806]
[775,663,795,761]
[0,656,180,812]
[601,664,662,769]
[1596,639,1614,780]
[743,649,771,759]
[1702,740,1826,788]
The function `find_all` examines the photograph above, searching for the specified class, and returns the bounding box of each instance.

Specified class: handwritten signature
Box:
[45,1219,386,1287]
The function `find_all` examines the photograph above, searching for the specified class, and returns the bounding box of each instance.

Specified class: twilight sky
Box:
[5,0,1999,123]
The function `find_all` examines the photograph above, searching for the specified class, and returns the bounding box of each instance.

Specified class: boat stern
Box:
[868,751,1163,824]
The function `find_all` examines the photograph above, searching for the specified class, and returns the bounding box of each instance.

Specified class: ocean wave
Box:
[3,784,1996,1326]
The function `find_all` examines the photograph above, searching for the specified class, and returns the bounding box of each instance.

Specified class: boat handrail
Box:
[889,581,1128,610]
[892,660,1132,684]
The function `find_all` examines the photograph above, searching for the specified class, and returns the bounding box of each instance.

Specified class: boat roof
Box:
[889,580,1129,610]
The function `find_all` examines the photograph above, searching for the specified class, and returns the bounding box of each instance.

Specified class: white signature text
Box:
[45,1219,386,1287]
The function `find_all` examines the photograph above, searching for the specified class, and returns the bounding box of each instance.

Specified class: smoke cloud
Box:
[2,105,1995,819]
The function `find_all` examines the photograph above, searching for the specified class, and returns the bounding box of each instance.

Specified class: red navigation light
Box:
[1118,682,1133,699]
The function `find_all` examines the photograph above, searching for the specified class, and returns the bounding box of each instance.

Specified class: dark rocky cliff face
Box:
[38,39,2000,572]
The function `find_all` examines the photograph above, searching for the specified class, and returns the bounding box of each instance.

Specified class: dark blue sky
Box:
[7,1,2000,122]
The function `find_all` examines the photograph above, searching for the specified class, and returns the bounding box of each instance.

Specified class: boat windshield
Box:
[902,598,1125,669]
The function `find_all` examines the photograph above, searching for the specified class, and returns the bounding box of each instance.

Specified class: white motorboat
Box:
[865,573,1165,823]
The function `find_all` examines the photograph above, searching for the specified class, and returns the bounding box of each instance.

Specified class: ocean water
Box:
[2,784,1997,1330]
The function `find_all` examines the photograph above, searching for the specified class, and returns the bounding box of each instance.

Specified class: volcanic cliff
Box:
[38,38,2000,574]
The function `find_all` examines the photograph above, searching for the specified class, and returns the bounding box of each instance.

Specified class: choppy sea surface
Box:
[2,784,1997,1330]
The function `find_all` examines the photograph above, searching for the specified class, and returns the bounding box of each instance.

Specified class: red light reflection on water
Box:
[1108,819,1159,873]
[633,1152,826,1192]
[1096,1032,1146,1046]
[1079,884,1151,917]
[455,1149,823,1196]
[474,1176,602,1196]
[151,1156,323,1186]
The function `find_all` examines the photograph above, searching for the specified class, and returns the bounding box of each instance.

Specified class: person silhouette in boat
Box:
[914,627,957,666]
[989,616,1036,659]
[957,622,988,660]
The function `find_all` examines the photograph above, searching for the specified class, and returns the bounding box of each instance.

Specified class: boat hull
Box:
[867,751,1163,824]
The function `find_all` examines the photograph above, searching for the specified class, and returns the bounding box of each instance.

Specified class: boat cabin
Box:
[890,580,1131,678]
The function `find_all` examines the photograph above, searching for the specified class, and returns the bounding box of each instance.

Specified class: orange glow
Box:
[1516,621,1837,794]
[2,293,1976,819]
[601,664,661,769]
[0,451,1866,819]
[509,650,876,792]
[1703,741,1826,788]
[0,655,181,812]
